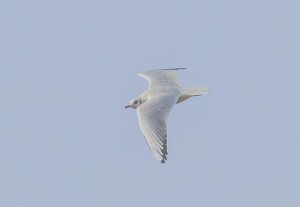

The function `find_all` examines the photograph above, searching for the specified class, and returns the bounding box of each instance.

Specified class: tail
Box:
[176,86,209,104]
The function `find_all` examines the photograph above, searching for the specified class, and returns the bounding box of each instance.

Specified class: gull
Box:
[125,68,208,164]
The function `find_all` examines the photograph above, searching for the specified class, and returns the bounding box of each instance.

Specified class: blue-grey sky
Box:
[1,0,299,207]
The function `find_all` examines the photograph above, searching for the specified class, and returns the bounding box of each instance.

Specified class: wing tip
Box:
[160,136,168,164]
[139,67,186,75]
[160,67,187,71]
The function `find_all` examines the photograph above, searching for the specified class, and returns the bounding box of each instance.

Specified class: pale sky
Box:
[1,0,299,207]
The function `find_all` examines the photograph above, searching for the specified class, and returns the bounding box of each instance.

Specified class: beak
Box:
[124,105,131,109]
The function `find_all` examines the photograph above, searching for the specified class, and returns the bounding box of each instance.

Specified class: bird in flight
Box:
[125,68,208,164]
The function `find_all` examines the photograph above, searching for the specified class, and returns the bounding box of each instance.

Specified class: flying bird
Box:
[125,68,208,164]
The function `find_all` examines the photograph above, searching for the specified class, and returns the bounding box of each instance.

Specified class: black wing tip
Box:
[160,136,168,164]
[160,68,187,71]
[161,155,167,164]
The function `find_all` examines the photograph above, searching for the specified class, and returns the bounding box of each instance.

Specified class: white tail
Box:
[176,86,209,104]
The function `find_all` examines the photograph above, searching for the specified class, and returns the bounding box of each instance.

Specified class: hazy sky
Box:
[1,0,299,207]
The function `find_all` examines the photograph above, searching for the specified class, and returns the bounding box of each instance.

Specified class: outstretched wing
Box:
[137,90,180,163]
[139,68,186,89]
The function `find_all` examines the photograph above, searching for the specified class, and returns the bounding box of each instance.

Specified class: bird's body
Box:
[126,68,208,163]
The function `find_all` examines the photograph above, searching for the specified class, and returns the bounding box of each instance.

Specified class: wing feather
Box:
[137,91,180,163]
[139,68,185,89]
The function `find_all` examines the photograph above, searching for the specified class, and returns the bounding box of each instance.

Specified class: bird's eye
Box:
[134,100,138,104]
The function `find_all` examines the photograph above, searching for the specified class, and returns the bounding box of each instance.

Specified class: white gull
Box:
[125,68,208,164]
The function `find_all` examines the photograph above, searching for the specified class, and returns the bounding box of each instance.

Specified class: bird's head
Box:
[125,97,143,109]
